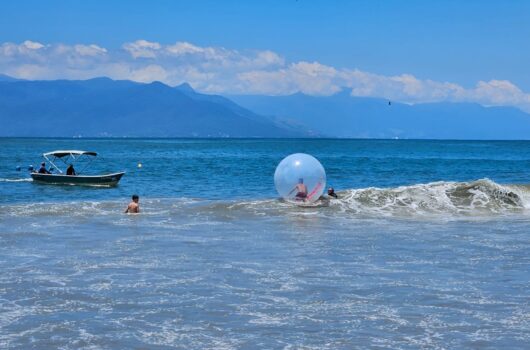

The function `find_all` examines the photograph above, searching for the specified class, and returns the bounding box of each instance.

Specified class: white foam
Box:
[0,178,32,182]
[1,179,529,222]
[335,179,530,218]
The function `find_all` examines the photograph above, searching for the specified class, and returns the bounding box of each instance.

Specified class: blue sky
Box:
[0,0,529,111]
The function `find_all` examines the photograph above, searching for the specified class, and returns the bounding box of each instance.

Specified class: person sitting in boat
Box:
[66,164,76,176]
[327,187,338,198]
[38,162,51,174]
[125,194,140,213]
[289,178,308,200]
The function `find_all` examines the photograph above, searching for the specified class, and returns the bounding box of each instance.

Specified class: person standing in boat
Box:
[66,164,76,176]
[38,162,51,174]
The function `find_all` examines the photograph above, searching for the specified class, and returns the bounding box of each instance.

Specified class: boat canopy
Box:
[43,150,97,158]
[42,150,98,174]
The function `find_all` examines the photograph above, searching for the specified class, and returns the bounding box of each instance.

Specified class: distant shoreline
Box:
[2,136,530,142]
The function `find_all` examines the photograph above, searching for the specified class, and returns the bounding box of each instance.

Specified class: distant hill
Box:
[4,76,530,139]
[0,74,21,82]
[0,77,309,137]
[230,90,530,139]
[173,83,319,137]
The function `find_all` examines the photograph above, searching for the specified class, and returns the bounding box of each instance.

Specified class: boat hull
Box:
[31,172,125,187]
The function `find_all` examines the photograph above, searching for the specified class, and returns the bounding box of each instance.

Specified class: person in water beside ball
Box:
[289,178,308,201]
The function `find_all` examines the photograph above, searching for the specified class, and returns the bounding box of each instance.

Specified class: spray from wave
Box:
[226,178,530,218]
[335,178,529,217]
[1,179,529,219]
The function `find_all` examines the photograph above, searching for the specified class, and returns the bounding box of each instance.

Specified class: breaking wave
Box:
[334,178,530,217]
[1,179,529,220]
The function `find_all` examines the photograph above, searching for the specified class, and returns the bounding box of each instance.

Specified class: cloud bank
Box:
[1,40,529,112]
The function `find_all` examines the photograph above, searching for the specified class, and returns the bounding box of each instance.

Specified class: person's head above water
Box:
[41,162,45,167]
[327,187,338,198]
[298,178,304,184]
[132,194,139,202]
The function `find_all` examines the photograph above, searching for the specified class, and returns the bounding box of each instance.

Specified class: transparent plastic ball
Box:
[274,153,326,204]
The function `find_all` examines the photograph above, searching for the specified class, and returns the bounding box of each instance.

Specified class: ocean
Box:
[1,138,529,349]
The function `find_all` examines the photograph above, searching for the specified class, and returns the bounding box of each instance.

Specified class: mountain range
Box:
[0,77,307,137]
[1,75,530,139]
[230,91,530,139]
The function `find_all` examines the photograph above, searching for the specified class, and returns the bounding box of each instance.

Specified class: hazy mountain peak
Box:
[0,74,20,82]
[175,82,195,93]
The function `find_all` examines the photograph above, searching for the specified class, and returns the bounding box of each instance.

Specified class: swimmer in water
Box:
[125,194,140,213]
[289,178,308,200]
[327,187,338,198]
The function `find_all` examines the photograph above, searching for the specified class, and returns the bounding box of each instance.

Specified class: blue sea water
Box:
[0,138,529,349]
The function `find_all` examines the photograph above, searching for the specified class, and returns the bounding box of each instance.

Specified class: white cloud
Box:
[74,44,107,57]
[1,39,529,113]
[462,80,530,108]
[122,39,161,58]
[237,61,341,95]
[22,40,45,50]
[129,64,168,83]
[8,64,51,79]
[253,50,284,67]
[0,41,47,61]
[166,41,204,56]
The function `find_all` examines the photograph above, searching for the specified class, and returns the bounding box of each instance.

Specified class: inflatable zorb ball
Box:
[274,153,326,204]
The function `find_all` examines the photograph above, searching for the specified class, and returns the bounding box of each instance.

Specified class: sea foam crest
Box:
[336,179,530,216]
[1,179,529,219]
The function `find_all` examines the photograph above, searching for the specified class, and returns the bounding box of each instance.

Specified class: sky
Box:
[1,0,529,111]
